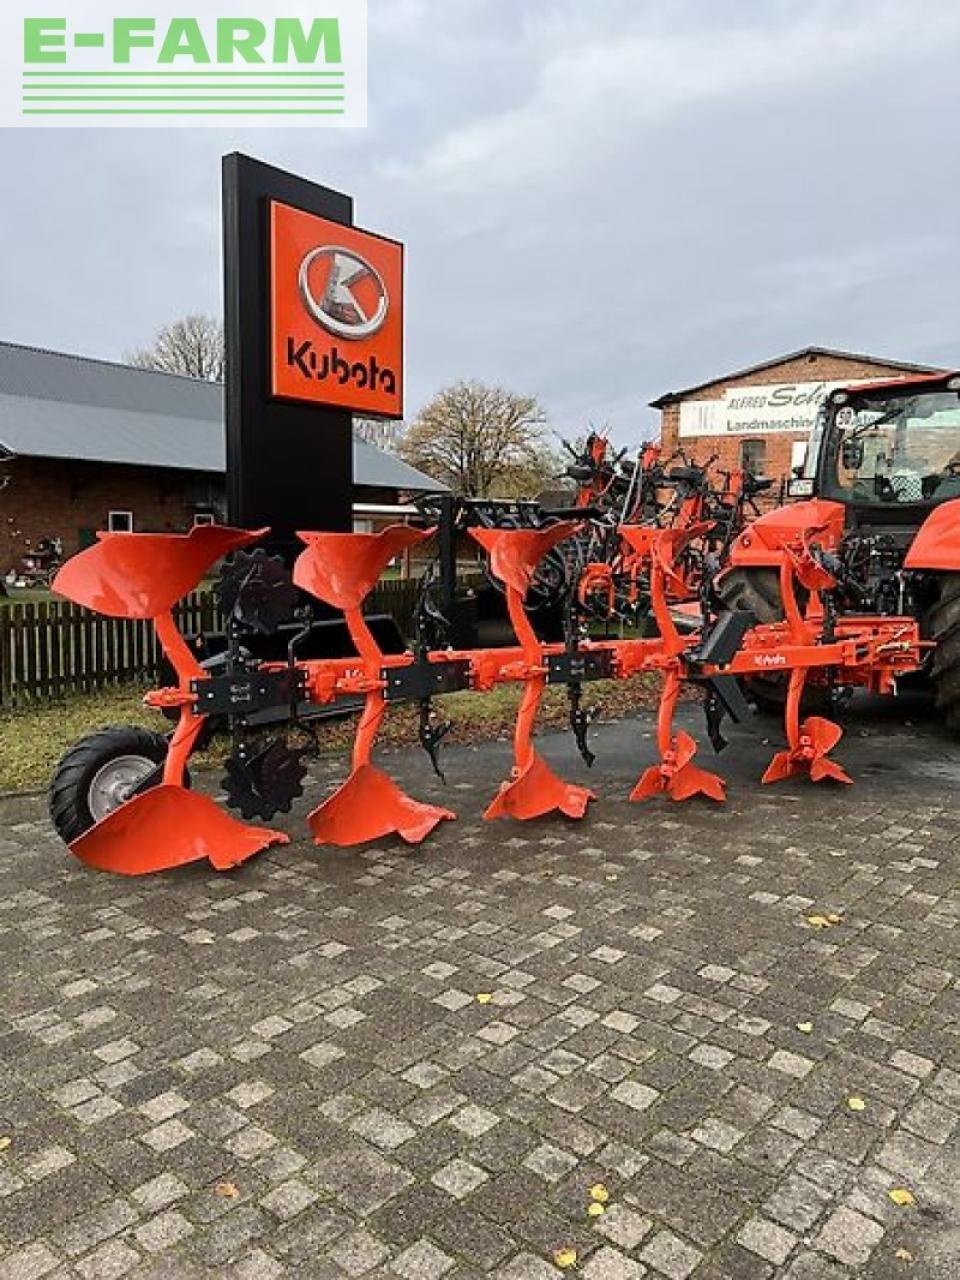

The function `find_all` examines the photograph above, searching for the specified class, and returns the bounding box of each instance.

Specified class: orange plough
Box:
[47,516,924,876]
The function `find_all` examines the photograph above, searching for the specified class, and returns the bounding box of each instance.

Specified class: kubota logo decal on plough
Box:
[49,519,923,876]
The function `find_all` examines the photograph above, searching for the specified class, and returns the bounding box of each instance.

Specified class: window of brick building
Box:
[739,439,766,475]
[193,512,215,527]
[107,510,133,532]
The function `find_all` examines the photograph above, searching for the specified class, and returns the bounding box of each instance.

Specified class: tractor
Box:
[717,368,960,726]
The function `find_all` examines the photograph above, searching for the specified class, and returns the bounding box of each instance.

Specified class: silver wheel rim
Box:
[87,754,157,823]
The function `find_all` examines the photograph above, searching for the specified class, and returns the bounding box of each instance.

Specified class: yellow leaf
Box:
[889,1188,916,1207]
[806,914,831,928]
[589,1182,610,1203]
[215,1180,239,1198]
[826,912,844,924]
[553,1247,577,1269]
[476,993,492,1005]
[847,1096,866,1111]
[895,1247,914,1261]
[797,1021,814,1034]
[587,1202,605,1217]
[0,1136,10,1152]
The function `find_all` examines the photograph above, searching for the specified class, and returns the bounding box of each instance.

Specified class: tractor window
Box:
[827,390,960,504]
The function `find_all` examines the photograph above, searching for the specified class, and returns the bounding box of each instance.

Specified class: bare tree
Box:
[399,380,554,497]
[354,418,405,453]
[127,314,224,382]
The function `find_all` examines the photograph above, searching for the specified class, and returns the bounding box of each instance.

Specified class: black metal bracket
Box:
[191,668,307,720]
[545,650,614,685]
[686,608,757,669]
[382,658,472,703]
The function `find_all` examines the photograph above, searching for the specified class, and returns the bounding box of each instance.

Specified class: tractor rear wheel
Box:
[927,573,960,733]
[48,726,179,845]
[715,567,830,713]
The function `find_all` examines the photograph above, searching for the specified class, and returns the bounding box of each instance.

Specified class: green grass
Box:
[0,686,158,792]
[1,587,56,605]
[0,674,666,794]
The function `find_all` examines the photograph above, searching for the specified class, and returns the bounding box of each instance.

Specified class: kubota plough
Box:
[47,518,923,875]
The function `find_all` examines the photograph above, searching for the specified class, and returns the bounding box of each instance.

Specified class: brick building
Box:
[651,346,944,493]
[0,340,446,575]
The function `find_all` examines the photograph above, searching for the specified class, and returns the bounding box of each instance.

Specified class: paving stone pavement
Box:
[0,699,958,1278]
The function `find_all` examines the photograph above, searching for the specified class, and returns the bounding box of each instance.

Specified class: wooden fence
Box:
[0,577,424,710]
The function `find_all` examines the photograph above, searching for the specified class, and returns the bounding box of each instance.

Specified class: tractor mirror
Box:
[841,437,864,470]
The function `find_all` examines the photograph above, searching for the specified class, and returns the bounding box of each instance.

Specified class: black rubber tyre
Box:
[48,726,175,845]
[715,567,830,713]
[927,573,960,734]
[716,567,783,625]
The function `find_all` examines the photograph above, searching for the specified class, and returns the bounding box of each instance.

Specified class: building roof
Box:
[649,346,944,408]
[0,339,447,492]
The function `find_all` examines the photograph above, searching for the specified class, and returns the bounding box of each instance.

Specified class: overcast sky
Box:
[0,0,958,444]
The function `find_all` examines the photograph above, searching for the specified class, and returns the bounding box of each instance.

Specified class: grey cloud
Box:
[0,0,957,446]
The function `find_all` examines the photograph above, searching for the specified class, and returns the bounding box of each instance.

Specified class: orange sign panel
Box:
[270,200,404,418]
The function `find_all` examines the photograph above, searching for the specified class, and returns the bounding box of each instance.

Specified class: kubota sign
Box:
[269,199,404,418]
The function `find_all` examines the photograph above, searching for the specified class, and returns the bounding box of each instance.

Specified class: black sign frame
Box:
[222,152,354,553]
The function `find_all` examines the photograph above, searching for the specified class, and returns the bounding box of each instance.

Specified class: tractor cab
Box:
[811,374,960,520]
[722,370,960,726]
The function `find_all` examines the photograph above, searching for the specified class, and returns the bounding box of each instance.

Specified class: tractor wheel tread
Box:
[927,575,960,736]
[715,568,829,713]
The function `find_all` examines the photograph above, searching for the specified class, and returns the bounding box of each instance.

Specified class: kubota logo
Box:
[753,653,787,668]
[270,199,403,417]
[298,246,388,340]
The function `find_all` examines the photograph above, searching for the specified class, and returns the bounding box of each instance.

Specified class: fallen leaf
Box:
[806,914,831,929]
[895,1247,914,1262]
[797,1021,814,1034]
[553,1247,577,1269]
[587,1202,605,1217]
[847,1096,867,1112]
[476,993,492,1005]
[215,1180,239,1198]
[0,1137,10,1152]
[889,1188,916,1207]
[826,912,844,924]
[589,1182,610,1203]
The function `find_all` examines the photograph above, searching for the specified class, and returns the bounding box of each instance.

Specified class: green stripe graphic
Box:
[22,107,346,114]
[23,95,345,101]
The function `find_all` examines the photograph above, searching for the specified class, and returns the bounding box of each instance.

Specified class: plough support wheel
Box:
[308,763,455,847]
[68,786,289,876]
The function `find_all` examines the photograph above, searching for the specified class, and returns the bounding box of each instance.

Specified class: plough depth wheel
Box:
[49,726,180,844]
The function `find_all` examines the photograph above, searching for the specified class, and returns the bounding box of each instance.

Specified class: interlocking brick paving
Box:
[0,700,958,1277]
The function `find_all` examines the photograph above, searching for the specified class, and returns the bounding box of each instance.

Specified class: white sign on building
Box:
[678,379,874,439]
